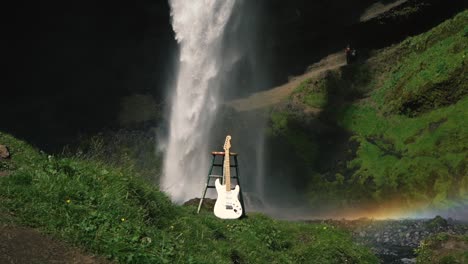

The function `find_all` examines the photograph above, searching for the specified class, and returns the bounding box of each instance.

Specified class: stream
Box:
[312,217,468,263]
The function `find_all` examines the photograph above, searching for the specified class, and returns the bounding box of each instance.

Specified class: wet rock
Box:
[0,145,10,159]
[426,215,448,230]
[401,258,416,264]
[183,198,216,211]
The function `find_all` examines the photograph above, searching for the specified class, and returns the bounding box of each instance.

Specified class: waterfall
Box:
[162,0,236,203]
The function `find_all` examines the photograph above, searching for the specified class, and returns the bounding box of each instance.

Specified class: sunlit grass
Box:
[0,131,378,263]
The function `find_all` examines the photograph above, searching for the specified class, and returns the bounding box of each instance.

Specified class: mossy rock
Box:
[425,215,449,230]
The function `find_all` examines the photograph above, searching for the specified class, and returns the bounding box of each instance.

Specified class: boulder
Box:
[426,215,448,231]
[0,145,10,159]
[184,198,216,212]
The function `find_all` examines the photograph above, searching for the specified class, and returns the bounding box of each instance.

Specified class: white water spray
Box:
[162,0,236,202]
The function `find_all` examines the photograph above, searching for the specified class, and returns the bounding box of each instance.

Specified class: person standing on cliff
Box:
[345,44,358,64]
[345,44,352,64]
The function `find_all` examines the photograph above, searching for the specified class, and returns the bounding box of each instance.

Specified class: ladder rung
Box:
[206,185,239,190]
[208,176,239,180]
[212,164,238,167]
[208,174,239,178]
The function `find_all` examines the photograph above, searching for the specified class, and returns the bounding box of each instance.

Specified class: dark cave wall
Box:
[4,1,176,151]
[3,0,466,152]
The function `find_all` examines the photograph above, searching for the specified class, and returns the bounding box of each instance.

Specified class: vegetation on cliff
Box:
[269,10,467,212]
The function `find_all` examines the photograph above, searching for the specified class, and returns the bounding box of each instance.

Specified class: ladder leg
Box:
[197,155,216,214]
[197,183,209,214]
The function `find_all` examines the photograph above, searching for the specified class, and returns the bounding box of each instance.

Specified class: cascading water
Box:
[162,0,236,203]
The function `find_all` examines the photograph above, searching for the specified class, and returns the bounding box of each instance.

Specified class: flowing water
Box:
[162,0,237,203]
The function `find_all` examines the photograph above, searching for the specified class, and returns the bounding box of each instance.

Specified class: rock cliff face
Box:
[263,10,468,214]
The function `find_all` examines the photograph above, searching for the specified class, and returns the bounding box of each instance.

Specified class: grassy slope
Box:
[0,132,378,264]
[270,10,468,210]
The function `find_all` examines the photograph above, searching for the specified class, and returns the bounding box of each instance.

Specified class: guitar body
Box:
[214,179,243,219]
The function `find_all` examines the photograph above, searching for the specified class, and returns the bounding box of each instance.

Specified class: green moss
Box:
[270,111,289,135]
[373,11,468,116]
[339,98,468,206]
[304,92,327,108]
[290,78,328,108]
[331,12,467,207]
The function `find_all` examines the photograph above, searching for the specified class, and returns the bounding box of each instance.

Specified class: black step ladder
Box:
[197,151,246,216]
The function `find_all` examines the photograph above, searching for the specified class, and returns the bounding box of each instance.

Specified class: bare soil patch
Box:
[0,224,111,264]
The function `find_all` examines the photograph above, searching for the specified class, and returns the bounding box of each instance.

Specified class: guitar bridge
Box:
[226,205,233,210]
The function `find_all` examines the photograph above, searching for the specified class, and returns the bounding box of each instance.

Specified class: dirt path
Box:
[0,223,111,264]
[359,0,409,22]
[226,52,346,112]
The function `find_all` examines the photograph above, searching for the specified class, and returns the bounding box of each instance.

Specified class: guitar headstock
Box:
[223,135,232,151]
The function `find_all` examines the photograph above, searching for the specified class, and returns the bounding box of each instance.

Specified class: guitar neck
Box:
[224,150,230,191]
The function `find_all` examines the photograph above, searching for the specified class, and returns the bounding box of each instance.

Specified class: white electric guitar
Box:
[214,135,243,219]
